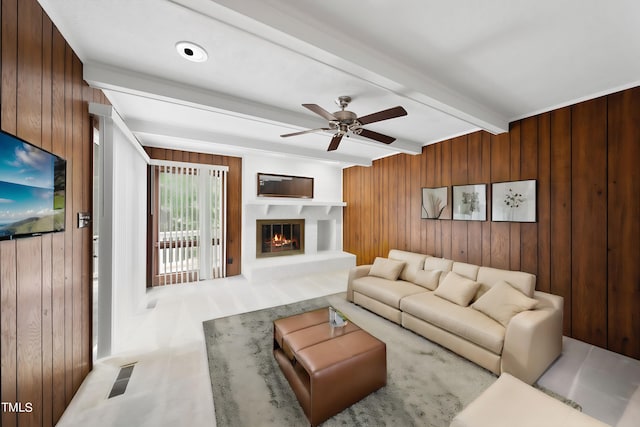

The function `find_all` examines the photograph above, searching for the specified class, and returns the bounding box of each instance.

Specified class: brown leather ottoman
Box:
[273,307,387,426]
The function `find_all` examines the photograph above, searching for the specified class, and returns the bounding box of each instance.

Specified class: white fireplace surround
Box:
[243,199,355,281]
[242,154,355,282]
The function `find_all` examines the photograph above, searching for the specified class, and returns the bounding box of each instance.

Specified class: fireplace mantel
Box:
[247,199,347,215]
[243,196,352,282]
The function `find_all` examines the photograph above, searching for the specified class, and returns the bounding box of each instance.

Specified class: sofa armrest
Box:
[347,265,372,302]
[501,292,564,384]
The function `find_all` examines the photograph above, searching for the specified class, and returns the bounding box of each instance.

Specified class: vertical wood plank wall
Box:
[0,0,109,425]
[144,147,243,278]
[343,87,640,360]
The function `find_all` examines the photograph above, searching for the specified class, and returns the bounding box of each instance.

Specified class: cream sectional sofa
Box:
[347,249,563,384]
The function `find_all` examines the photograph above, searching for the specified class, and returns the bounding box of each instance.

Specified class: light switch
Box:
[78,212,91,228]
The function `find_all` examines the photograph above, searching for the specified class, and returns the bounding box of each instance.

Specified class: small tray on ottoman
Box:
[273,307,387,426]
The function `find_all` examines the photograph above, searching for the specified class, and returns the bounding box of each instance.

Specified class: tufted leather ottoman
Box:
[274,307,387,426]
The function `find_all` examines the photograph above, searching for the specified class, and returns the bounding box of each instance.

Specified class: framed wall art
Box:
[452,184,487,221]
[421,187,450,219]
[491,179,537,222]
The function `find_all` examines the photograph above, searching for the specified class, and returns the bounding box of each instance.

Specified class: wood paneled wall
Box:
[144,147,242,278]
[1,0,109,425]
[344,87,640,360]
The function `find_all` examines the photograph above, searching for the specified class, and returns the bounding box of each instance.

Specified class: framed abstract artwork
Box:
[452,184,487,221]
[491,179,537,222]
[421,187,450,219]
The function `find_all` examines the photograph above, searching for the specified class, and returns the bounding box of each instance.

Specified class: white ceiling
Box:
[39,0,640,167]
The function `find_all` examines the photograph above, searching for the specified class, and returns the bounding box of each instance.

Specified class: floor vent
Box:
[108,363,136,399]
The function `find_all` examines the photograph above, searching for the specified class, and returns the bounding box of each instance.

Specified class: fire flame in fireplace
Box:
[257,220,303,257]
[271,233,292,247]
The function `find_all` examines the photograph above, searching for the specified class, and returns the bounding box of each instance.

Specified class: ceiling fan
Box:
[281,96,407,151]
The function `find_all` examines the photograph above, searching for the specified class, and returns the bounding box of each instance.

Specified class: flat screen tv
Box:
[0,130,66,240]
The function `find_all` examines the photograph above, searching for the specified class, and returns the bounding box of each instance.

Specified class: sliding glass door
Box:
[151,161,227,285]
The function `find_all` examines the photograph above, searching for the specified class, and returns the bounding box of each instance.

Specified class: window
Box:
[151,161,227,285]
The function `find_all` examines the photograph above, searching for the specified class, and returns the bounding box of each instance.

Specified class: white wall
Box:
[242,153,350,279]
[110,123,147,353]
[95,105,148,357]
[243,154,343,202]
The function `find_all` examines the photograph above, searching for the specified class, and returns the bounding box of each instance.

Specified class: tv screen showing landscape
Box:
[0,130,66,240]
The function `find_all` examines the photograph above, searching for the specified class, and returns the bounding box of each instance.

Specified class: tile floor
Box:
[58,270,640,426]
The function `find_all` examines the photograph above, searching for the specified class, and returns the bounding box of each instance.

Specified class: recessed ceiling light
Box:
[176,41,208,62]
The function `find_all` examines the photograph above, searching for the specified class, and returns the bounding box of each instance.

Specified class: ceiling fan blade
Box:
[302,104,338,121]
[358,128,396,144]
[280,128,331,138]
[327,133,343,151]
[357,106,407,125]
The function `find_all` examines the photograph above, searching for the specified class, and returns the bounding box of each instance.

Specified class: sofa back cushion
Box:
[476,267,536,298]
[388,249,428,282]
[424,257,454,272]
[369,257,406,281]
[413,269,442,290]
[434,271,480,307]
[424,257,454,285]
[452,262,480,281]
[471,280,538,326]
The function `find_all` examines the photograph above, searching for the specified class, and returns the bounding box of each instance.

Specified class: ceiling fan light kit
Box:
[281,96,407,151]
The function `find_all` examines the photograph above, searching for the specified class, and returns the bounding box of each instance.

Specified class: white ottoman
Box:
[450,373,611,427]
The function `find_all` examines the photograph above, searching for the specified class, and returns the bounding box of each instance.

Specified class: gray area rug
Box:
[204,293,500,426]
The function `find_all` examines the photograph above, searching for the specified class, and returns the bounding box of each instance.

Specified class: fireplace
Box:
[257,219,305,258]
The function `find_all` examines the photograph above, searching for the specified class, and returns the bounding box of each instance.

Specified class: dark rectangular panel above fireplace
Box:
[257,173,313,198]
[257,219,305,258]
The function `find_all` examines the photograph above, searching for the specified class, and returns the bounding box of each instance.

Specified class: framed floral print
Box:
[452,184,487,221]
[491,179,537,222]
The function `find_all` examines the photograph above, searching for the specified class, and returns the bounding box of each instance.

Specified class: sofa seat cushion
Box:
[400,292,505,354]
[352,276,427,309]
